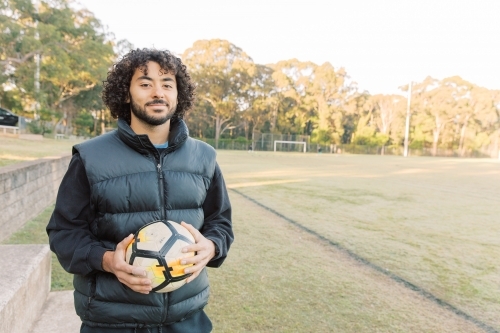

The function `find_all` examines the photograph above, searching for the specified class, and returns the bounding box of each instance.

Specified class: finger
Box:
[117,271,152,288]
[184,262,203,274]
[182,241,213,259]
[180,254,200,266]
[185,270,201,284]
[181,243,202,255]
[120,261,147,277]
[181,222,202,241]
[124,281,152,294]
[128,277,153,294]
[116,256,147,277]
[131,267,147,277]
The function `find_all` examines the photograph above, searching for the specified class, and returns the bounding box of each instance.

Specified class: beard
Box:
[130,98,176,126]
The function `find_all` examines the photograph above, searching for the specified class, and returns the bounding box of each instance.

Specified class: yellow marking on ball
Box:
[167,259,194,277]
[147,264,166,278]
[137,230,148,242]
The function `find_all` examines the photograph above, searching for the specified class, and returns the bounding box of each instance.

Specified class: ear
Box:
[126,92,130,103]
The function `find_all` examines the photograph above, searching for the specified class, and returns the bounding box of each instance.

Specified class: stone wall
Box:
[0,244,51,333]
[0,155,71,242]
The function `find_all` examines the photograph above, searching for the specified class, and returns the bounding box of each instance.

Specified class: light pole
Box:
[403,81,412,157]
[34,0,40,119]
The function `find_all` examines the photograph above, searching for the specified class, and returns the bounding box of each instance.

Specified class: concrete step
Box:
[0,244,80,333]
[29,290,80,333]
[0,245,51,333]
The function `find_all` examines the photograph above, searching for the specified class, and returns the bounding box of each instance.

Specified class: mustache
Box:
[145,99,167,106]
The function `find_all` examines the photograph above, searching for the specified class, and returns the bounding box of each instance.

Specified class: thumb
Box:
[181,222,198,240]
[117,234,134,252]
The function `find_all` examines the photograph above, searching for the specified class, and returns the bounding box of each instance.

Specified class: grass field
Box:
[0,136,81,166]
[212,151,500,333]
[2,139,499,332]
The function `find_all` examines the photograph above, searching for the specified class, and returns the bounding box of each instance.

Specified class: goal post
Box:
[274,140,307,153]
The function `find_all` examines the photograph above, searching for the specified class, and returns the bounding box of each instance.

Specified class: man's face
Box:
[128,61,178,126]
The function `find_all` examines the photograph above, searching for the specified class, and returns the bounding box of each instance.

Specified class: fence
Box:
[0,125,19,135]
[200,139,251,150]
[197,137,498,159]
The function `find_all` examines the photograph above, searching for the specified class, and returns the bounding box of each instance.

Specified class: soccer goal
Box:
[273,140,307,153]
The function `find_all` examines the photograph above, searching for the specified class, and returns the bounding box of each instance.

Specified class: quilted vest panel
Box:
[71,128,217,327]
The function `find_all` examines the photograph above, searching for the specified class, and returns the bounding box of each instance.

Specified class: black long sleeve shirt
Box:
[47,153,233,276]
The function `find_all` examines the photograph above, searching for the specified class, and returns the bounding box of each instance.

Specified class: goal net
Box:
[274,140,307,153]
[252,133,310,152]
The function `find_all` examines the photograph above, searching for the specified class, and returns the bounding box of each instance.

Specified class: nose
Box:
[152,86,164,99]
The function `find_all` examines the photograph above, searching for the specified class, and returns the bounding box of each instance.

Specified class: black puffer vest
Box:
[72,118,216,328]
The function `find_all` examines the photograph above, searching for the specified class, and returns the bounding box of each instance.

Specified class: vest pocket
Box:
[82,275,95,320]
[94,272,162,305]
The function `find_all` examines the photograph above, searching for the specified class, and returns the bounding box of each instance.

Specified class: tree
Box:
[357,94,407,147]
[309,63,354,143]
[182,39,255,148]
[240,64,276,139]
[269,59,357,143]
[185,97,215,139]
[447,79,498,156]
[0,0,115,133]
[411,77,462,155]
[269,59,316,135]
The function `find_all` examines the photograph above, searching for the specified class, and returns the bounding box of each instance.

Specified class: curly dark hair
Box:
[102,48,195,123]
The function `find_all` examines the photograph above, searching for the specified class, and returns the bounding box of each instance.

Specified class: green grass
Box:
[213,151,500,332]
[0,136,79,289]
[206,191,487,332]
[2,204,73,290]
[0,136,82,166]
[2,144,499,332]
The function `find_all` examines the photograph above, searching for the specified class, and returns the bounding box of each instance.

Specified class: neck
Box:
[130,118,171,145]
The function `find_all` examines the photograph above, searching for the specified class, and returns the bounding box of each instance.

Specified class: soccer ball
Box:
[125,220,195,293]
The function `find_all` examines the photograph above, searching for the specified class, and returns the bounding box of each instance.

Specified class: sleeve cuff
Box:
[88,246,111,272]
[205,236,227,268]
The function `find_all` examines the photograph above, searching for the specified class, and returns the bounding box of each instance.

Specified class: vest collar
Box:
[117,118,189,155]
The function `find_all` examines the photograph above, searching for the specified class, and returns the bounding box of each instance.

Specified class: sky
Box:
[75,0,500,95]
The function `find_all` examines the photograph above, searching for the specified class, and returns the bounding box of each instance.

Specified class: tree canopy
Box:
[1,0,116,134]
[1,2,498,156]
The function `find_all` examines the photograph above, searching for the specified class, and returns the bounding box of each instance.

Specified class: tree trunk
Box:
[100,110,106,134]
[270,105,278,132]
[243,120,249,140]
[215,115,221,149]
[458,115,470,156]
[432,115,446,157]
[53,118,64,135]
[432,128,440,156]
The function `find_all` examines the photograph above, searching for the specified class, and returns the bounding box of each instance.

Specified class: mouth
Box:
[145,100,167,107]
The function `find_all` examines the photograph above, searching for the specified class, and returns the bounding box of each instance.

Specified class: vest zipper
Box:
[157,162,166,221]
[156,154,169,323]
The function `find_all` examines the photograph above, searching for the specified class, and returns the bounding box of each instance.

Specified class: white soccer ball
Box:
[125,220,195,292]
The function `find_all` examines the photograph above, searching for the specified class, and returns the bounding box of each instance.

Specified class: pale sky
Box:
[75,0,500,95]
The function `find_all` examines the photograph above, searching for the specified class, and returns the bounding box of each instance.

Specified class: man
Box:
[47,48,234,332]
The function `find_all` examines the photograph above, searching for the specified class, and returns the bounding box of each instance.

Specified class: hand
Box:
[180,222,216,283]
[102,234,152,294]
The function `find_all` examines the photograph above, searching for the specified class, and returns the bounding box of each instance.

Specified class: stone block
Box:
[0,155,71,243]
[0,245,51,333]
